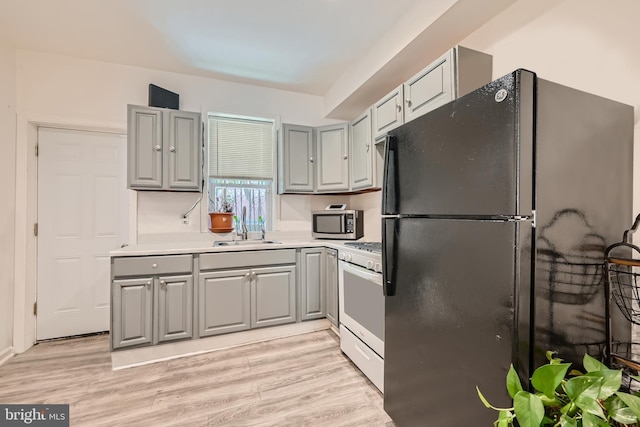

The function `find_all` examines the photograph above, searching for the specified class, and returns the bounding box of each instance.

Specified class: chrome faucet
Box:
[241,206,248,240]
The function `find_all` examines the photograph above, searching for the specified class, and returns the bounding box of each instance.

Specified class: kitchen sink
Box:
[213,240,281,247]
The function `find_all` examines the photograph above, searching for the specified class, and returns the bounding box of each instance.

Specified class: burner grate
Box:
[343,242,382,253]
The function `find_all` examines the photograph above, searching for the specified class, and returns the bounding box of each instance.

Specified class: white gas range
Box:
[338,241,384,392]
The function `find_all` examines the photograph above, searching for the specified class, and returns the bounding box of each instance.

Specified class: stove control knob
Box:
[344,253,352,262]
[367,260,374,270]
[374,262,382,272]
[338,252,345,260]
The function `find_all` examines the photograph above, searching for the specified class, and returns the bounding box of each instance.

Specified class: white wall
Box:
[461,0,640,214]
[15,50,346,240]
[0,41,16,361]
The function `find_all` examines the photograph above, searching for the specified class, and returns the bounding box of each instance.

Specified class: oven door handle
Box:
[339,260,382,285]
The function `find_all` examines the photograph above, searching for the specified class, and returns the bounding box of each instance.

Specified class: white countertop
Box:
[110,238,348,257]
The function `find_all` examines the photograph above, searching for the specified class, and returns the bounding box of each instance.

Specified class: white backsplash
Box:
[135,189,382,243]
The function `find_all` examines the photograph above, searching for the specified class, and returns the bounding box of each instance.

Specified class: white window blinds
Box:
[208,115,274,179]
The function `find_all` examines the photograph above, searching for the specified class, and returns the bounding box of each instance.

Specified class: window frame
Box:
[201,111,281,233]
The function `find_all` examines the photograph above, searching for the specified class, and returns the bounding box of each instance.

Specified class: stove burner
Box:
[343,241,382,253]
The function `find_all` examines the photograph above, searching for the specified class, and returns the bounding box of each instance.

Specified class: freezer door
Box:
[382,70,534,217]
[383,217,530,426]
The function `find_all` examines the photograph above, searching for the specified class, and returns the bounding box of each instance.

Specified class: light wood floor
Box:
[0,330,394,426]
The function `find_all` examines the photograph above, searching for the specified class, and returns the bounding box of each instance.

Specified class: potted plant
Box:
[477,351,640,426]
[208,195,235,232]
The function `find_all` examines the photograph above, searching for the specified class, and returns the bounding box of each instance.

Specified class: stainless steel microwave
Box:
[312,210,364,240]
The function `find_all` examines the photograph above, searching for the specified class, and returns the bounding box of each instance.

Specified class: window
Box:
[208,114,274,231]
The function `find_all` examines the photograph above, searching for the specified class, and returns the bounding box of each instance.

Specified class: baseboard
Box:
[111,319,331,370]
[0,346,14,366]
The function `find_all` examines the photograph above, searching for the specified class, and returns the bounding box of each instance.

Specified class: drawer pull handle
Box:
[355,344,371,361]
[152,263,158,268]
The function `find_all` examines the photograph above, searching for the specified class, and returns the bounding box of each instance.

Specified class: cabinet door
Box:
[372,85,404,140]
[325,248,339,326]
[127,105,163,189]
[157,274,193,343]
[300,248,325,321]
[350,110,374,190]
[280,124,314,193]
[251,265,296,328]
[315,123,349,192]
[112,277,153,349]
[403,49,454,123]
[166,110,202,190]
[199,269,251,337]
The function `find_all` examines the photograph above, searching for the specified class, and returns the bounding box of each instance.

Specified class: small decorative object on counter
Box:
[209,193,235,233]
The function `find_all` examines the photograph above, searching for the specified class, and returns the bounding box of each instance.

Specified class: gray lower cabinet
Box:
[112,277,153,349]
[325,248,338,326]
[156,274,193,343]
[251,265,297,328]
[299,248,325,321]
[199,269,251,337]
[111,254,194,350]
[198,249,297,335]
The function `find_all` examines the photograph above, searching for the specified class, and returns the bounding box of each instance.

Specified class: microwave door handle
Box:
[382,217,397,296]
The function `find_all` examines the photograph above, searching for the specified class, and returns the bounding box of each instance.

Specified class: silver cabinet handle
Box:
[152,263,158,268]
[160,280,166,289]
[146,281,151,289]
[406,98,412,108]
[251,272,257,280]
[244,272,251,280]
[169,146,176,153]
[366,144,370,152]
[309,157,314,163]
[343,154,348,159]
[396,105,402,112]
[154,145,161,151]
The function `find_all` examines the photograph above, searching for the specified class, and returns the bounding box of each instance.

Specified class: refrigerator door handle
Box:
[381,135,398,215]
[382,217,397,296]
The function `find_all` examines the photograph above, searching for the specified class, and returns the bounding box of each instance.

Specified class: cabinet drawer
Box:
[199,249,296,270]
[112,255,193,277]
[340,324,384,392]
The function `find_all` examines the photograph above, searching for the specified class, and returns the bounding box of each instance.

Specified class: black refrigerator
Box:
[381,69,633,426]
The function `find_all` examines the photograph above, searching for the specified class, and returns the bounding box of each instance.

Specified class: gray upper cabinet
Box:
[349,109,374,190]
[299,248,325,321]
[403,46,493,124]
[325,248,338,327]
[279,124,315,193]
[372,85,404,141]
[315,123,349,192]
[127,105,202,191]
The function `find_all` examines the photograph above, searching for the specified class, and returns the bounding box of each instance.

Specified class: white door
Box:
[37,127,128,340]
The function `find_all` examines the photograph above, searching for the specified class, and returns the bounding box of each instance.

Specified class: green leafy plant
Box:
[477,351,640,427]
[209,195,234,213]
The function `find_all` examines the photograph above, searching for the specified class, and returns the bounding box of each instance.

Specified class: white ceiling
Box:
[0,0,434,96]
